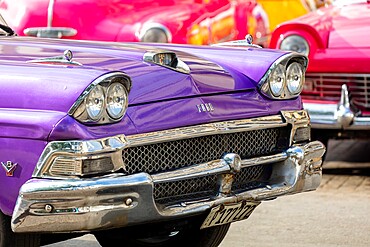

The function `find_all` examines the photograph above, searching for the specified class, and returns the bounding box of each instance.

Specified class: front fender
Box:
[0,109,66,215]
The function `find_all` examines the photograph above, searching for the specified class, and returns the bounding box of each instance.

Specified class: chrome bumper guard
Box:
[12,140,325,233]
[304,84,370,130]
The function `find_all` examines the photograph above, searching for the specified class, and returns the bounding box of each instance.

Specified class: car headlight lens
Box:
[141,28,168,43]
[86,85,105,120]
[280,35,309,56]
[286,62,304,95]
[106,83,128,119]
[269,64,286,97]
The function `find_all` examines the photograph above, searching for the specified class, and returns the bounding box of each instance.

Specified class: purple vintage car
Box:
[0,14,325,247]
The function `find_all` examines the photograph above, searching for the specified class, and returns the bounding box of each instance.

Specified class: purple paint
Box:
[0,36,301,216]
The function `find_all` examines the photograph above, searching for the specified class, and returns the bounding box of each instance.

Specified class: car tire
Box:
[0,212,40,247]
[95,222,230,247]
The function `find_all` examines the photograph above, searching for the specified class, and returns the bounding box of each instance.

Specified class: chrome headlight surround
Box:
[280,35,310,56]
[259,53,308,100]
[69,72,131,124]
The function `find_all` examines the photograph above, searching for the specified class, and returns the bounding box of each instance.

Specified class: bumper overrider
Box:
[304,84,370,130]
[11,110,325,233]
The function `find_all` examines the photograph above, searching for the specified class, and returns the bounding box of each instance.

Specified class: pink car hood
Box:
[285,2,370,49]
[328,2,370,48]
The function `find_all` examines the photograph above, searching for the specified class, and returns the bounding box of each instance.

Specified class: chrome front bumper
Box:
[304,84,370,130]
[12,141,325,233]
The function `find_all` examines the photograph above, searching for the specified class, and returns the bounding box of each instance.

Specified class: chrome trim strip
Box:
[12,141,325,233]
[151,159,229,183]
[150,151,287,184]
[126,115,287,147]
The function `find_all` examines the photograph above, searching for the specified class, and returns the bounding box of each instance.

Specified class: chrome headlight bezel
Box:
[259,53,308,100]
[280,35,310,56]
[69,72,132,124]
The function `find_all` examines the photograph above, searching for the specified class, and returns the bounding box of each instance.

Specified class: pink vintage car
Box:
[0,0,269,46]
[269,0,370,144]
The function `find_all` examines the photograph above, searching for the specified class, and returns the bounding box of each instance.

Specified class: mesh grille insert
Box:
[123,127,288,175]
[154,164,272,205]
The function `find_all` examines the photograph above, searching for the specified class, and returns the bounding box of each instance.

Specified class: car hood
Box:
[0,37,285,113]
[288,2,370,49]
[327,2,370,48]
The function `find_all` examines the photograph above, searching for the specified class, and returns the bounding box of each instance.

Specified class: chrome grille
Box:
[232,164,272,191]
[154,175,219,204]
[303,73,370,110]
[154,164,272,205]
[123,128,288,175]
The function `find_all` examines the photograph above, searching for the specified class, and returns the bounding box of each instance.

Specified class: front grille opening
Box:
[154,164,273,205]
[154,175,219,205]
[303,74,370,112]
[123,127,289,175]
[232,164,273,192]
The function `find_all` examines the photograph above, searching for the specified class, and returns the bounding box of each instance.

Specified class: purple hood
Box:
[0,37,285,109]
[0,37,293,140]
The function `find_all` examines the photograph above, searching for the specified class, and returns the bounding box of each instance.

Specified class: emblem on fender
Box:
[1,161,17,177]
[197,103,214,113]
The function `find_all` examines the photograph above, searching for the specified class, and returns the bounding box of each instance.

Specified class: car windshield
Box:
[0,14,15,36]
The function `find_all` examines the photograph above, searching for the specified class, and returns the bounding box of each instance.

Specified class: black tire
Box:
[95,222,230,247]
[0,212,40,247]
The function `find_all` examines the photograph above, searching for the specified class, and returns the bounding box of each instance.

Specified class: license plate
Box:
[201,201,260,229]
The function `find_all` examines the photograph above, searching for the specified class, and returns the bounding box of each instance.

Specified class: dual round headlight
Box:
[268,62,304,98]
[85,82,128,121]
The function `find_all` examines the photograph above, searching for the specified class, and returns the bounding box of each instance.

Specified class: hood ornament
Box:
[1,161,17,177]
[211,34,261,49]
[28,50,82,66]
